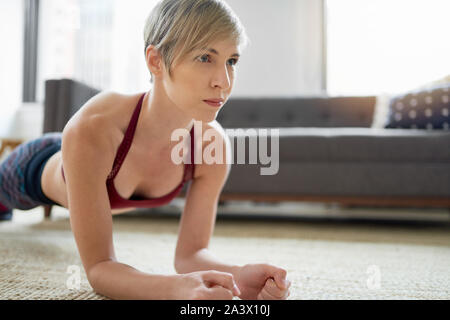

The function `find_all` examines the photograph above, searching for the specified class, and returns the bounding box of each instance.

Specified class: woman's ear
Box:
[145,45,163,78]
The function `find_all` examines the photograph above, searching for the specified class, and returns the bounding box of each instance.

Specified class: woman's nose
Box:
[211,65,231,90]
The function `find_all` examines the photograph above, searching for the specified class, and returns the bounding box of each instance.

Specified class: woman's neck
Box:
[137,84,195,151]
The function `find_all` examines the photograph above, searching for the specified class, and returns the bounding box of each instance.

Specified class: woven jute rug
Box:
[0,205,449,300]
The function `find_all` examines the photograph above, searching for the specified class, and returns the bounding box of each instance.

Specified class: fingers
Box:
[202,271,240,296]
[207,285,235,300]
[272,268,288,290]
[258,287,290,300]
[257,288,284,300]
[263,265,292,294]
[258,278,291,300]
[264,278,286,299]
[275,269,288,289]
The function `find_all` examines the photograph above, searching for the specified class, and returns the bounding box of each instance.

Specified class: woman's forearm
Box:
[88,260,176,300]
[175,248,241,278]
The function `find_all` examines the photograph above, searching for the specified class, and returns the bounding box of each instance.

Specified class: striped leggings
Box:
[0,132,62,211]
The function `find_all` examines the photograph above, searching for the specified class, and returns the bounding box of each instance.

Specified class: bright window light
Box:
[0,0,24,109]
[326,0,450,96]
[36,0,158,101]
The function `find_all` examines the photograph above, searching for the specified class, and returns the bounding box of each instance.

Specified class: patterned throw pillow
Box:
[385,84,450,130]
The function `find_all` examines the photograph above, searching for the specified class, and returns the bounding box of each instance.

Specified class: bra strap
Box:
[183,126,196,182]
[107,93,146,180]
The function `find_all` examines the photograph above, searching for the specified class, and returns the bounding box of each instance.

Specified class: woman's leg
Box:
[0,132,62,220]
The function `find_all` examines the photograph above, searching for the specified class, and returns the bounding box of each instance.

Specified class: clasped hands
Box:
[229,263,291,300]
[234,264,291,300]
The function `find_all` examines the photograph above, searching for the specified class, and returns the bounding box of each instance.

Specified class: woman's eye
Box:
[199,55,210,63]
[228,59,238,66]
[197,55,238,67]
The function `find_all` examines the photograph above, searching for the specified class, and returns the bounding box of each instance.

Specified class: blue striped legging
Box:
[0,132,62,211]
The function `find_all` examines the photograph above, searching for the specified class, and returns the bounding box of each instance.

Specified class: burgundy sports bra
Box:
[61,93,196,209]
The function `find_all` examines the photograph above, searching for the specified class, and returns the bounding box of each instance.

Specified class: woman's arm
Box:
[62,108,176,299]
[173,123,291,300]
[174,123,239,274]
[61,102,239,300]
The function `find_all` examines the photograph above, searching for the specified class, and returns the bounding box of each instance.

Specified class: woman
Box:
[0,0,291,300]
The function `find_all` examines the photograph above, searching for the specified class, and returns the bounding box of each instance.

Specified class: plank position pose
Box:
[0,0,291,300]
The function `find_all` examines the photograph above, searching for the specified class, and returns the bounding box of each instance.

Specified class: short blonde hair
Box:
[143,0,249,83]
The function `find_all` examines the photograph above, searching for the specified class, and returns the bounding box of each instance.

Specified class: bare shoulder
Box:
[63,91,142,145]
[194,120,232,181]
[64,91,138,131]
[203,120,231,153]
[61,91,144,172]
[204,120,228,137]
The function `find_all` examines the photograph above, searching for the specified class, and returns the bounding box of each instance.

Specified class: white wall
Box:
[226,0,324,97]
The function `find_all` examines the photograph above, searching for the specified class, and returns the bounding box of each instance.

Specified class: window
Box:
[326,0,450,96]
[36,0,158,102]
[0,0,24,109]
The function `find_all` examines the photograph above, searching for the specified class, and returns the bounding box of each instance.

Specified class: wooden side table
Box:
[0,138,24,157]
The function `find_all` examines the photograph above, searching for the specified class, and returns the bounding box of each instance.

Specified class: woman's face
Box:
[162,38,241,123]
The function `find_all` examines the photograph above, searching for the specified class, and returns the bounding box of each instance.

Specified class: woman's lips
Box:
[203,100,224,108]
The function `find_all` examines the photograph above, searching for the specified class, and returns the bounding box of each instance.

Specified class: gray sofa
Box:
[43,79,450,214]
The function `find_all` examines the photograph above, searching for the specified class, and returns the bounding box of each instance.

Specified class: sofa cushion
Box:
[226,128,450,163]
[385,84,450,130]
[222,161,450,197]
[218,96,376,128]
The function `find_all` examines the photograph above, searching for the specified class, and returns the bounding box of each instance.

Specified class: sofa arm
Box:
[43,79,100,133]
